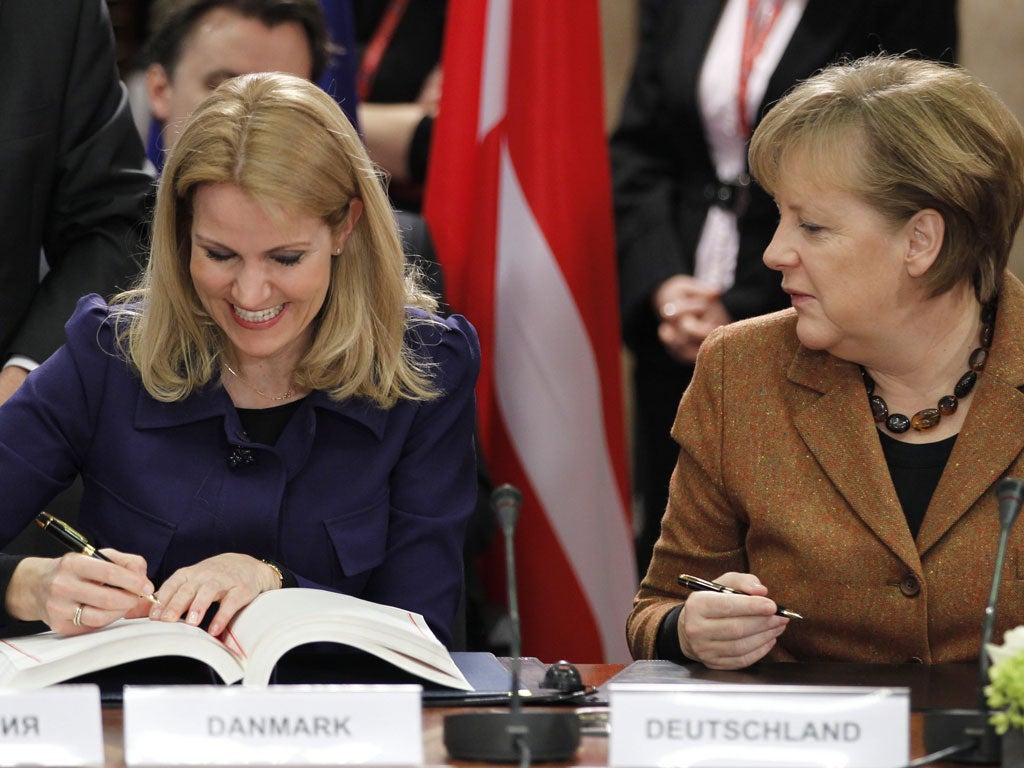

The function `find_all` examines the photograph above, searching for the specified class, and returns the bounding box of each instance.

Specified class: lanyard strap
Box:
[737,0,783,137]
[356,0,412,101]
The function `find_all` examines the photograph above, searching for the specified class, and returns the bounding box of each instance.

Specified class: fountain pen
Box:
[36,511,160,604]
[678,573,803,620]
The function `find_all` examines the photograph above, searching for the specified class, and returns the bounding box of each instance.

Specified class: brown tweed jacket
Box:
[628,272,1024,664]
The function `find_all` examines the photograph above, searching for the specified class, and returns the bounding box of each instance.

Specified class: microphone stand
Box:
[921,477,1024,764]
[443,485,581,763]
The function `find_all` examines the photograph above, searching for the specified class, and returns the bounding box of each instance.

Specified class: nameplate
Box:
[123,684,423,765]
[608,683,909,768]
[0,685,103,766]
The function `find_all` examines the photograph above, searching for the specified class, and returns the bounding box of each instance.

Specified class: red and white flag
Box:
[424,0,636,662]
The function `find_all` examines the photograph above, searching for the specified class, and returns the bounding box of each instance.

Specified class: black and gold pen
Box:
[36,512,160,604]
[678,573,803,620]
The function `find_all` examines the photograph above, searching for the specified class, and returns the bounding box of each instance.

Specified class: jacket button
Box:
[899,575,921,597]
[907,656,924,664]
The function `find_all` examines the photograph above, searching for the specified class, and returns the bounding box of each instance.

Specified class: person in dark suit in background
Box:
[142,0,331,170]
[0,0,154,404]
[139,0,447,300]
[611,0,958,577]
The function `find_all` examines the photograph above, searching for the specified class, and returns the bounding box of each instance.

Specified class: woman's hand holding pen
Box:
[149,553,281,638]
[6,550,155,635]
[676,572,791,670]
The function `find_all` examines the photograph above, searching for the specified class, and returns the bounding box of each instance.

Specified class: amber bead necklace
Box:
[860,300,996,435]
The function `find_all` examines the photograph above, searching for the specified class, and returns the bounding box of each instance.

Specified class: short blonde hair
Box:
[749,55,1024,303]
[116,72,438,406]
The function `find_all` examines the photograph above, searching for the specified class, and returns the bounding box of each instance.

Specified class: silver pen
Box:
[678,573,803,620]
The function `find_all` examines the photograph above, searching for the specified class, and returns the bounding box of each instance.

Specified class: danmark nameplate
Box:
[124,684,422,765]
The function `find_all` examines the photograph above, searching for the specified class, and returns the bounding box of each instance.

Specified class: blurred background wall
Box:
[959,2,1024,275]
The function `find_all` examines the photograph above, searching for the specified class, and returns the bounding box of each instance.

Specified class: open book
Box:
[0,588,472,691]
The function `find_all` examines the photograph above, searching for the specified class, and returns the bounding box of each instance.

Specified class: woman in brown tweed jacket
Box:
[628,55,1024,670]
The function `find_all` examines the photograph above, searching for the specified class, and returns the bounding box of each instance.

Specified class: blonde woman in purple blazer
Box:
[0,74,479,651]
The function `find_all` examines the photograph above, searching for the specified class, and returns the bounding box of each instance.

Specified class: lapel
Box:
[917,274,1024,553]
[788,344,921,569]
[665,0,725,146]
[132,379,389,481]
[675,0,726,87]
[787,273,1024,565]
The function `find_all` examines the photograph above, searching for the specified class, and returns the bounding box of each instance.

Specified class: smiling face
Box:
[147,6,313,150]
[189,183,355,372]
[761,150,922,362]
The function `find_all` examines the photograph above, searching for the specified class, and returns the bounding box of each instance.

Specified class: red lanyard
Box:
[737,0,783,137]
[357,0,412,101]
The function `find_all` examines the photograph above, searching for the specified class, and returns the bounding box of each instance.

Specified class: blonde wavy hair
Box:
[749,55,1024,304]
[114,72,439,407]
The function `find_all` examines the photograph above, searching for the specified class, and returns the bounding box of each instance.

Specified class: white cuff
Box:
[4,356,40,373]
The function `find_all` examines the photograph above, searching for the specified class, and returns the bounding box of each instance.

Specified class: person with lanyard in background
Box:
[354,0,445,213]
[611,0,958,578]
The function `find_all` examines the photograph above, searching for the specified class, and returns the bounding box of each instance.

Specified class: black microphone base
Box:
[924,709,1001,764]
[444,710,581,762]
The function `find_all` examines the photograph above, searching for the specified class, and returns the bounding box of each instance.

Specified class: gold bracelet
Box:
[260,559,284,589]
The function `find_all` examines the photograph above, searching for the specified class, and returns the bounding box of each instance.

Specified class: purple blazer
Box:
[0,295,480,646]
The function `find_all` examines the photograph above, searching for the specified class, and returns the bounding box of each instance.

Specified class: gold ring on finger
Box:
[72,604,84,627]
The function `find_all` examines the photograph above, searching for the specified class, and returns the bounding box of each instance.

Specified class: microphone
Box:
[443,484,581,762]
[922,476,1024,764]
